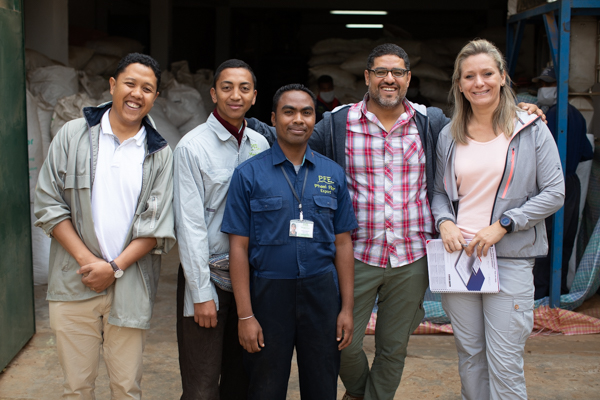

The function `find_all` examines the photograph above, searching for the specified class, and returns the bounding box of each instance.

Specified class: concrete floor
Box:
[1,245,599,399]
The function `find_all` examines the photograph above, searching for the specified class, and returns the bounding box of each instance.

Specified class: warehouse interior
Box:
[24,0,546,123]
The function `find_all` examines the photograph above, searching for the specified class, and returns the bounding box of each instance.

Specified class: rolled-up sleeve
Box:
[34,124,73,236]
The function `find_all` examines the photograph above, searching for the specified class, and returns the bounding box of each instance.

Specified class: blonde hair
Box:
[449,39,519,144]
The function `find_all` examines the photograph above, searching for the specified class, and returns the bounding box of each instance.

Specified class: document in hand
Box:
[426,239,499,293]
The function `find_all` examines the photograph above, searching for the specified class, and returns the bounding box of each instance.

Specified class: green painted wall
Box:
[0,0,35,370]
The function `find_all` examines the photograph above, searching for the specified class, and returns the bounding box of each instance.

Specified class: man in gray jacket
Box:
[34,53,175,399]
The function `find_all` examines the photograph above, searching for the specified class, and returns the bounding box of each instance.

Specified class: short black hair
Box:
[366,43,411,70]
[272,84,316,113]
[317,75,334,85]
[213,59,257,89]
[114,53,161,90]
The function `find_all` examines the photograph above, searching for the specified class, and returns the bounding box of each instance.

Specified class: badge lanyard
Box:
[280,166,308,220]
[281,165,314,238]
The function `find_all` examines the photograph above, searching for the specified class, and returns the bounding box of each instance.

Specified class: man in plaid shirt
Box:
[248,43,542,400]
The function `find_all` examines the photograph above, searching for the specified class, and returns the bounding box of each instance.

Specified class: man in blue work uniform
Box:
[222,84,358,399]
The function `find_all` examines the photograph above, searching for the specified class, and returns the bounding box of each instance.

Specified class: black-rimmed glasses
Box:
[367,68,410,78]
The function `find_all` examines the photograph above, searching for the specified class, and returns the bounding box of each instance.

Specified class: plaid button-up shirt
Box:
[345,96,434,268]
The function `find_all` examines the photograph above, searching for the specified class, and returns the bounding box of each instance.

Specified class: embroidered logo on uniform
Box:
[314,175,336,194]
[248,143,261,157]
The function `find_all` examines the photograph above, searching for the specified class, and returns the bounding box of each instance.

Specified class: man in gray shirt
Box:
[173,59,269,399]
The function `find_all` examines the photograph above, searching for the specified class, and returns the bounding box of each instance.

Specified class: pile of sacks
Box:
[26,37,213,285]
[307,36,474,116]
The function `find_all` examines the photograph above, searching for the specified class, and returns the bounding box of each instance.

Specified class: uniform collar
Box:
[271,141,316,167]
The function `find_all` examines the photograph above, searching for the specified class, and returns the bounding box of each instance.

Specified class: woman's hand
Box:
[439,220,467,253]
[465,221,507,257]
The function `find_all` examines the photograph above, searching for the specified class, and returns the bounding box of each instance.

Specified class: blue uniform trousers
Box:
[245,270,341,400]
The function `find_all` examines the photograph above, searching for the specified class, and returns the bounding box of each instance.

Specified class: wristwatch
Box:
[109,260,124,278]
[499,214,514,234]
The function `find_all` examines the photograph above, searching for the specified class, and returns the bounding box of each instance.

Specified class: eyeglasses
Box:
[368,68,410,78]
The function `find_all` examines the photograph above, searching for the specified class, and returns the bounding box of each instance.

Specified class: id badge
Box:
[290,219,314,238]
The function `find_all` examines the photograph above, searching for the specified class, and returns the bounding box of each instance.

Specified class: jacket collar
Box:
[514,110,541,136]
[207,113,239,143]
[83,101,168,155]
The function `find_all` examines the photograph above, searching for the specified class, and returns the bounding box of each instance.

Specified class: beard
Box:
[368,83,406,109]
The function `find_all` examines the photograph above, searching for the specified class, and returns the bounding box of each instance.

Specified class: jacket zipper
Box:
[150,196,157,229]
[489,145,511,225]
[501,148,516,199]
[87,122,95,191]
[444,139,457,218]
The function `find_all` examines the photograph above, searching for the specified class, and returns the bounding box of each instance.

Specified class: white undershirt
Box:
[91,109,146,261]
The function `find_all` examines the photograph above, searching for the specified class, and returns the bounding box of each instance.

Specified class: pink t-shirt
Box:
[454,133,511,239]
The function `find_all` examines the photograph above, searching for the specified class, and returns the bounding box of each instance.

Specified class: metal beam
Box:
[549,0,572,309]
[543,12,559,69]
[508,2,560,22]
[507,20,525,78]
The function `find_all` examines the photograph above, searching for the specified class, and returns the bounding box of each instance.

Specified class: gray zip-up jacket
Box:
[173,114,269,317]
[34,102,176,329]
[431,111,565,259]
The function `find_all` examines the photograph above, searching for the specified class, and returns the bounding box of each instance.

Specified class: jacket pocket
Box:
[250,196,288,245]
[312,195,338,243]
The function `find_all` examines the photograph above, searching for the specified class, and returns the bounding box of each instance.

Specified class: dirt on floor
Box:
[1,245,599,400]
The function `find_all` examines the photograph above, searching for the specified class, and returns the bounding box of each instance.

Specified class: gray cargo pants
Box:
[442,258,535,400]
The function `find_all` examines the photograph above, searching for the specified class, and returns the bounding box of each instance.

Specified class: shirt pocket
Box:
[312,195,338,243]
[401,136,425,164]
[250,196,288,245]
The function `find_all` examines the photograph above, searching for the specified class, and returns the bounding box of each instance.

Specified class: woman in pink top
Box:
[431,40,564,400]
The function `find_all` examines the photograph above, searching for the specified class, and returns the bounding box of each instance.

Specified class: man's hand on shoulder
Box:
[518,102,547,124]
[194,300,218,328]
[78,261,115,293]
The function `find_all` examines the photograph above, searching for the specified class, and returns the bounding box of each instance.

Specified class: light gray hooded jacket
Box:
[34,102,176,329]
[431,111,565,259]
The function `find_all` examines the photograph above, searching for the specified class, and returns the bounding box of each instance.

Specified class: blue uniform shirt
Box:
[222,141,358,279]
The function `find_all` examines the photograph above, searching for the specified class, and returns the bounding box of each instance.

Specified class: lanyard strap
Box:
[280,165,309,221]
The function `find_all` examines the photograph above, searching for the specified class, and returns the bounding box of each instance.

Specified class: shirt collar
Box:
[101,108,146,147]
[359,93,416,123]
[271,141,316,167]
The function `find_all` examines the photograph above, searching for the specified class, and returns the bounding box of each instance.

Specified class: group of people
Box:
[34,38,564,400]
